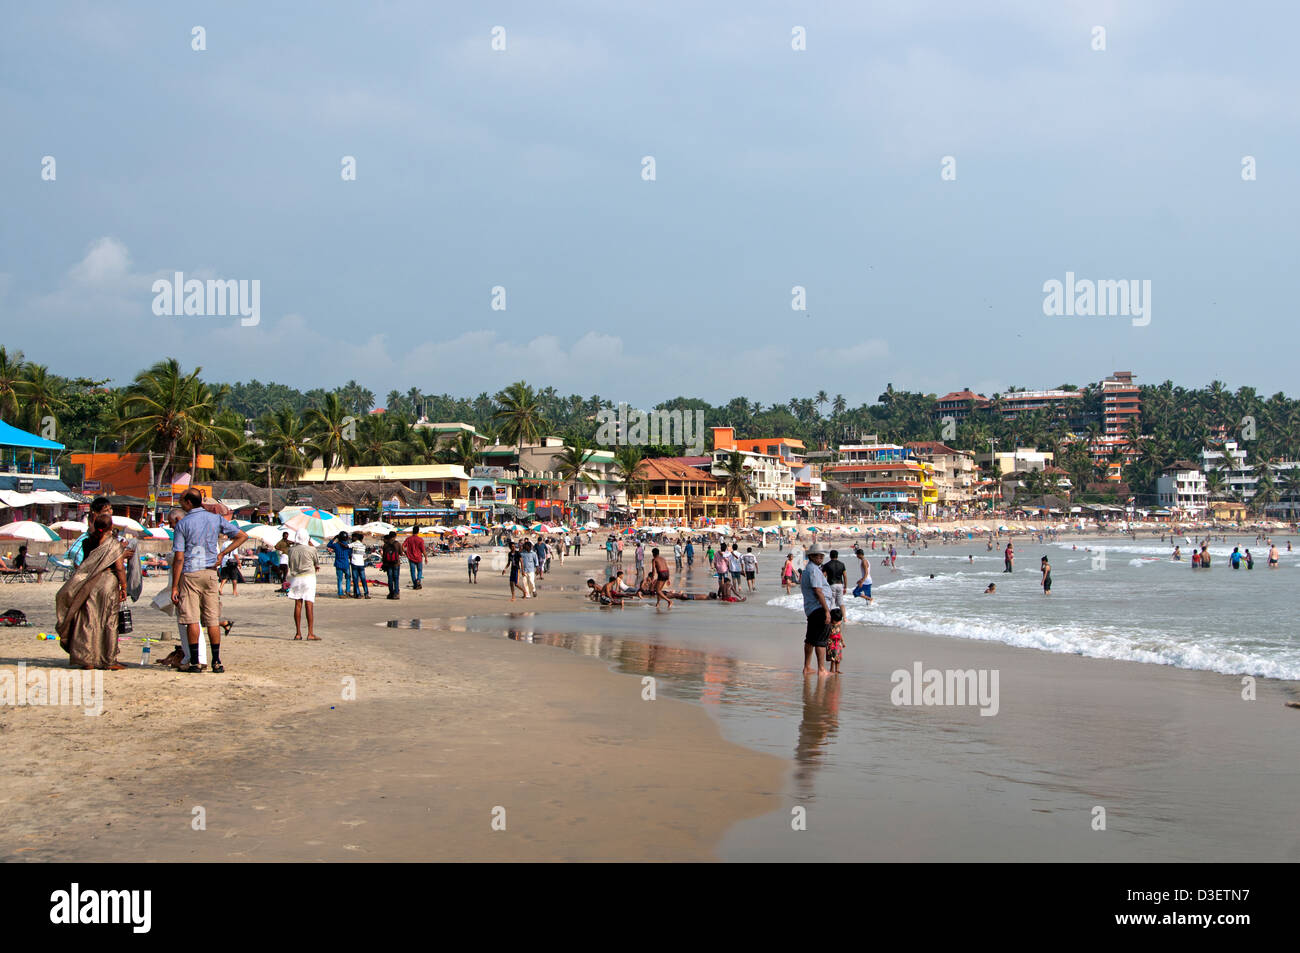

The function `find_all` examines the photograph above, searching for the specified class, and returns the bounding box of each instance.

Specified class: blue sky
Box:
[2,0,1296,408]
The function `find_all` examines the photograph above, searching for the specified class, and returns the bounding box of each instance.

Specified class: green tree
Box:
[493,381,547,447]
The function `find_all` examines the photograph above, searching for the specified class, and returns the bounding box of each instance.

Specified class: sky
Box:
[2,0,1297,409]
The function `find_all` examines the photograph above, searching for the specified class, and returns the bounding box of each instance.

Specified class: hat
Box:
[806,543,826,556]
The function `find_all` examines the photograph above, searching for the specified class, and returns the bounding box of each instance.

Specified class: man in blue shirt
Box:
[800,543,833,678]
[171,490,247,673]
[326,531,352,597]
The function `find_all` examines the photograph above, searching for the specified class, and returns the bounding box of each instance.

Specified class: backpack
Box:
[0,608,29,626]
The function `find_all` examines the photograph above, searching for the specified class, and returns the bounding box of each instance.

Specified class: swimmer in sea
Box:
[984,583,996,594]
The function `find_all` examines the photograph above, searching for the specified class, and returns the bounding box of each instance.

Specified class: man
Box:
[171,489,248,674]
[673,541,683,570]
[403,528,426,590]
[712,545,730,594]
[852,547,874,604]
[800,543,833,678]
[685,539,695,567]
[326,531,351,598]
[275,531,292,588]
[349,531,370,599]
[823,548,847,609]
[742,546,758,592]
[535,537,548,579]
[727,544,743,590]
[287,530,319,640]
[468,552,480,583]
[502,541,524,601]
[519,541,538,598]
[650,546,672,608]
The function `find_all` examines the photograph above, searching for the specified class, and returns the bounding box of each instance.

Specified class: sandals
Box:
[210,662,225,674]
[220,621,235,636]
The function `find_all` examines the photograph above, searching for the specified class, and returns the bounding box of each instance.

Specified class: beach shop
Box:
[0,419,83,524]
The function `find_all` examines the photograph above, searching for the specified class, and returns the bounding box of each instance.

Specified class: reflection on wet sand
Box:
[793,677,842,798]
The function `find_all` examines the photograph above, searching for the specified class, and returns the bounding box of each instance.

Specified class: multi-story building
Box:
[1094,371,1141,480]
[710,428,796,504]
[1156,461,1208,516]
[823,443,935,516]
[478,437,627,522]
[931,389,989,423]
[999,389,1085,422]
[631,457,737,523]
[906,442,976,513]
[410,421,489,449]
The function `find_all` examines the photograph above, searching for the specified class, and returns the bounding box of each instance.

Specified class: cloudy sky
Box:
[2,0,1295,408]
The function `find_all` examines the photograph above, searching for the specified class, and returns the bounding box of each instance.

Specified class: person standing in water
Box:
[1003,542,1014,573]
[1040,555,1052,595]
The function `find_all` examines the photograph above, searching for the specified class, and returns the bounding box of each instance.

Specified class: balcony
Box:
[0,461,61,477]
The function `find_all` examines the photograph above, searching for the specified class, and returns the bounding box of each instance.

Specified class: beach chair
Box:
[47,553,75,582]
[0,555,35,584]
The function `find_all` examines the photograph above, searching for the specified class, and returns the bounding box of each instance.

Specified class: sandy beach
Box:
[2,534,1297,862]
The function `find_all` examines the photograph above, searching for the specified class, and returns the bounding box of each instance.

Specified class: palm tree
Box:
[115,359,209,501]
[255,406,311,486]
[15,364,68,433]
[554,436,598,503]
[493,381,547,447]
[440,430,481,473]
[354,414,406,467]
[832,394,847,418]
[611,445,646,514]
[717,450,754,519]
[814,390,829,418]
[0,347,27,422]
[306,393,356,480]
[1203,469,1226,501]
[407,428,443,466]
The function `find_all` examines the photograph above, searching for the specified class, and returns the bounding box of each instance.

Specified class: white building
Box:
[1156,461,1208,516]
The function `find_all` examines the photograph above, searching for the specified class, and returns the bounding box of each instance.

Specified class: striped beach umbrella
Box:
[0,520,60,542]
[283,509,347,542]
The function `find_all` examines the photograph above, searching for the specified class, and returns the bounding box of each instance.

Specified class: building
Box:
[747,498,798,530]
[1094,371,1141,480]
[822,442,936,516]
[931,389,989,423]
[974,448,1055,475]
[998,389,1085,421]
[410,421,489,449]
[0,420,81,524]
[297,463,469,511]
[710,428,796,504]
[1156,461,1208,517]
[70,451,216,517]
[628,457,736,523]
[478,438,628,522]
[906,442,976,512]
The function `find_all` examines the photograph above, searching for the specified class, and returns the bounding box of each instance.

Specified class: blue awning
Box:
[0,419,64,451]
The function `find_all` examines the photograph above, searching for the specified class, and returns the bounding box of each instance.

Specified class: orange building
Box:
[71,452,214,503]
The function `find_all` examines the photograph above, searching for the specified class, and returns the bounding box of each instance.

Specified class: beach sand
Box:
[0,550,784,862]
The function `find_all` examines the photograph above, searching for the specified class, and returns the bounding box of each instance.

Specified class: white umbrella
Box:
[111,515,145,533]
[244,524,289,546]
[0,520,60,541]
[50,519,88,536]
[354,521,399,536]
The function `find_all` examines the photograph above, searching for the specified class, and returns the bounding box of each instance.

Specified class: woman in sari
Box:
[55,514,127,670]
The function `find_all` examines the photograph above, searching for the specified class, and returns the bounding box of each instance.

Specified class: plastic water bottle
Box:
[140,638,151,667]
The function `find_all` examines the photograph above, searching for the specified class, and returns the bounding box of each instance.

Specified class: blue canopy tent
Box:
[0,419,65,475]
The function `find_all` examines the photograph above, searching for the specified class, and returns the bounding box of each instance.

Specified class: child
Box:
[827,608,844,674]
[781,553,795,593]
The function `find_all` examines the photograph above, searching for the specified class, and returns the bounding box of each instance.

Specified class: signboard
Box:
[82,480,101,492]
[382,500,399,510]
[474,466,506,479]
[494,487,508,501]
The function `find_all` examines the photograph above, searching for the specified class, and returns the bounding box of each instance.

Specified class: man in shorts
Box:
[742,546,758,592]
[823,548,847,609]
[287,530,319,640]
[171,490,247,673]
[800,543,833,678]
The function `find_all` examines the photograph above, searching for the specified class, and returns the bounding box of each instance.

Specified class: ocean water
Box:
[767,536,1300,680]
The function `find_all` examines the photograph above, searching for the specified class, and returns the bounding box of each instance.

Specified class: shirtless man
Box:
[651,547,672,608]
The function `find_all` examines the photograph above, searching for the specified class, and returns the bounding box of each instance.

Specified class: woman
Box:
[381,532,402,599]
[54,513,127,670]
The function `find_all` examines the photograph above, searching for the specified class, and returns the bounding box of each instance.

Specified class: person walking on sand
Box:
[275,531,291,589]
[742,546,757,592]
[287,530,319,640]
[326,531,351,598]
[674,540,683,570]
[800,543,833,678]
[782,552,796,593]
[606,536,614,562]
[519,540,538,598]
[634,540,645,586]
[404,526,426,590]
[685,539,695,567]
[651,547,672,608]
[381,532,402,599]
[616,537,625,565]
[1040,555,1052,595]
[171,489,248,674]
[218,548,242,596]
[713,546,730,595]
[349,531,371,599]
[503,541,524,601]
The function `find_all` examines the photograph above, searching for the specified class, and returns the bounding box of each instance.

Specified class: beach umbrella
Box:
[202,499,234,518]
[143,526,174,540]
[354,521,399,536]
[244,524,288,546]
[583,520,600,529]
[0,520,60,542]
[50,519,88,537]
[111,515,145,533]
[283,509,347,541]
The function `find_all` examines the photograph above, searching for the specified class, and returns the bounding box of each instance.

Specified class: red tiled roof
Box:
[639,458,716,483]
[937,390,988,403]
